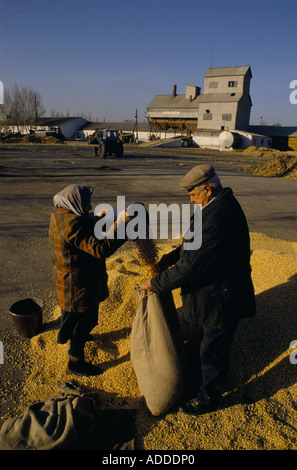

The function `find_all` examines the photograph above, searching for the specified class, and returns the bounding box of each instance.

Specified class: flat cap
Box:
[179,164,215,191]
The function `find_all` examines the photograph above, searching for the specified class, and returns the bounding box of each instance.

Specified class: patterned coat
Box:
[49,208,125,313]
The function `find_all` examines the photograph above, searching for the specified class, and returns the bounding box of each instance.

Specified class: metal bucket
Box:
[9,298,43,339]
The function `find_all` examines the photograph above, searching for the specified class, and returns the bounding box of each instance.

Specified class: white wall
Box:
[59,118,87,139]
[204,75,246,94]
[197,102,238,131]
[235,131,272,148]
[3,118,88,140]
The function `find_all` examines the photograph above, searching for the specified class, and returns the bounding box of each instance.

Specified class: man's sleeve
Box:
[158,245,181,270]
[151,233,219,293]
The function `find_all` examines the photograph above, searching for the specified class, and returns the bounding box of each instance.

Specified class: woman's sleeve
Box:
[65,218,126,259]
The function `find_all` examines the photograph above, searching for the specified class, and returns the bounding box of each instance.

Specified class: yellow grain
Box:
[3,233,297,450]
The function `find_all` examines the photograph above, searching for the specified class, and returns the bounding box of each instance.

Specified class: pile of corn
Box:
[19,135,63,144]
[243,152,297,179]
[3,233,297,450]
[242,146,281,157]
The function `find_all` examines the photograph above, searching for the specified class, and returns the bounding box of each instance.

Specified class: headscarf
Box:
[53,184,94,217]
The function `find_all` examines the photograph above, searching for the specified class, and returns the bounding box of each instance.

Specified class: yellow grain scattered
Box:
[134,237,160,278]
[6,234,297,450]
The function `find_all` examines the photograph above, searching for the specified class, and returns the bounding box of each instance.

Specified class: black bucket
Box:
[9,298,43,339]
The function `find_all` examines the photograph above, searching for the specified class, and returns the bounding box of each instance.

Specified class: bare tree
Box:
[0,83,46,133]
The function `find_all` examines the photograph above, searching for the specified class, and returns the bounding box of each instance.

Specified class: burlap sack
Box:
[0,382,135,450]
[130,288,185,416]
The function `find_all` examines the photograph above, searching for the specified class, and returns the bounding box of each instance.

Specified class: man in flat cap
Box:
[141,164,256,415]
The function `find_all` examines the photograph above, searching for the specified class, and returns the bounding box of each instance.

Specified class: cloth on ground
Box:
[0,382,135,450]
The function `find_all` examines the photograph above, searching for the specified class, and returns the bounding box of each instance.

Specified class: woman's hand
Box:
[96,210,108,218]
[116,209,131,224]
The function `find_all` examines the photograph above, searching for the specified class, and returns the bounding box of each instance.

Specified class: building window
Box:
[222,114,232,121]
[209,81,218,88]
[203,113,213,120]
[228,81,238,87]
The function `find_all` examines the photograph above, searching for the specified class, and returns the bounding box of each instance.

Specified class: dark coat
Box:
[151,188,256,328]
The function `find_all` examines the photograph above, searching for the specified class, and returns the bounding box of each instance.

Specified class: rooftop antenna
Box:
[210,32,215,68]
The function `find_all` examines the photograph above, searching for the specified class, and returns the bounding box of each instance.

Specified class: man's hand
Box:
[141,279,155,292]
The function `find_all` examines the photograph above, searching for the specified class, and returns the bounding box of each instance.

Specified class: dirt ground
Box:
[0,142,297,451]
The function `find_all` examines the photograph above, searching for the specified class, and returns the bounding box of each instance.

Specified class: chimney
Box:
[172,84,177,97]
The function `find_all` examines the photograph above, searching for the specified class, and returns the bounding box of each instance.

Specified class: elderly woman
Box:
[49,184,129,376]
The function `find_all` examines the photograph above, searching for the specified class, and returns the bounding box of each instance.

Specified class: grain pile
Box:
[243,149,297,180]
[2,234,297,450]
[1,134,63,144]
[242,146,282,157]
[22,135,63,144]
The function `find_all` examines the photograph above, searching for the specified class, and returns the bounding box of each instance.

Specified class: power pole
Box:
[133,109,138,141]
[35,93,38,128]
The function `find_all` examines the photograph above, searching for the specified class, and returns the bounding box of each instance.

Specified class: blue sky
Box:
[0,0,296,125]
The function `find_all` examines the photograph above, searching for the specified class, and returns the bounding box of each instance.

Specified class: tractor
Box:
[88,129,124,158]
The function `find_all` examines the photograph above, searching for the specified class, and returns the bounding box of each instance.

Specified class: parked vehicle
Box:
[88,129,124,158]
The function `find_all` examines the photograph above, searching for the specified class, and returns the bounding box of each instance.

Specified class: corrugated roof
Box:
[147,94,200,109]
[83,121,154,132]
[205,66,252,78]
[249,125,297,137]
[37,117,87,126]
[4,116,88,127]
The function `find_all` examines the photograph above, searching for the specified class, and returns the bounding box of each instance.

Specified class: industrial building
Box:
[147,65,253,134]
[81,121,160,143]
[146,65,297,150]
[249,125,297,151]
[146,83,201,134]
[2,116,88,140]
